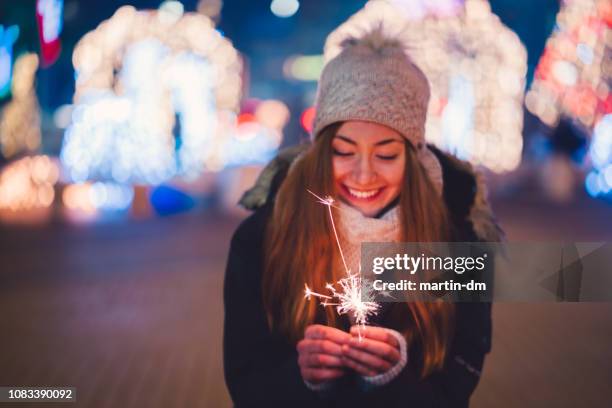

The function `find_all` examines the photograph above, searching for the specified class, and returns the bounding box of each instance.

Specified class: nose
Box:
[353,155,377,185]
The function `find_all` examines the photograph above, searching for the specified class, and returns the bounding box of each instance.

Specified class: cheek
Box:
[379,161,405,191]
[332,159,351,182]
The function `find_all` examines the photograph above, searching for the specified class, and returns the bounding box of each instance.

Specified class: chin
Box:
[342,197,390,217]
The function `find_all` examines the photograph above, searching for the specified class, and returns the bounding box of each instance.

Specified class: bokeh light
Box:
[300,106,316,134]
[37,0,63,43]
[283,54,325,81]
[0,25,20,97]
[0,53,41,159]
[63,181,134,212]
[255,99,290,130]
[36,0,63,66]
[270,0,300,18]
[586,114,612,197]
[0,155,59,211]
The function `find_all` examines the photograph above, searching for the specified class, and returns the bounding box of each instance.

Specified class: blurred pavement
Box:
[0,195,611,407]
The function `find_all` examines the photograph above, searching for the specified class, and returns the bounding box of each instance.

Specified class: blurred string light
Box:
[525,0,610,130]
[0,25,19,98]
[0,53,42,159]
[63,181,134,212]
[324,0,528,173]
[270,0,300,18]
[0,155,59,211]
[283,54,325,81]
[61,5,245,185]
[585,114,612,197]
[36,0,63,66]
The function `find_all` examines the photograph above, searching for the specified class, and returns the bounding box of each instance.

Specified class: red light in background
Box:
[300,106,315,133]
[237,112,256,124]
[36,0,63,67]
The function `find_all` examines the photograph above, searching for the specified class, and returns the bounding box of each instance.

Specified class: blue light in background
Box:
[0,25,20,98]
[150,185,195,216]
[585,114,612,198]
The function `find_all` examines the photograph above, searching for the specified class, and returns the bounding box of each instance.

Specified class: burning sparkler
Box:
[304,190,379,339]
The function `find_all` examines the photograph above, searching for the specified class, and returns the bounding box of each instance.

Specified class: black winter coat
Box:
[223,145,502,407]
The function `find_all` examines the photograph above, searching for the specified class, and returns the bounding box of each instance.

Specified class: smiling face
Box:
[332,121,406,217]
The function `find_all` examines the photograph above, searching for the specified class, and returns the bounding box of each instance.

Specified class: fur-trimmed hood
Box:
[239,144,503,242]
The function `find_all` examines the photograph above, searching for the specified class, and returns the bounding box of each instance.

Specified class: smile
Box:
[345,186,384,200]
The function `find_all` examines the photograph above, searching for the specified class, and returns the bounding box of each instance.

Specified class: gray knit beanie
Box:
[312,28,443,196]
[312,28,430,149]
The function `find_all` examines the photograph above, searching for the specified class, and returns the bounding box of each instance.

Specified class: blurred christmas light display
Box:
[523,0,611,198]
[0,25,20,98]
[61,4,281,188]
[0,155,59,212]
[325,0,528,173]
[0,53,42,159]
[525,0,610,130]
[36,0,64,66]
[525,0,612,197]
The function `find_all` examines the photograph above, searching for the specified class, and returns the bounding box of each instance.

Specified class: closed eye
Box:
[333,148,354,157]
[377,154,398,161]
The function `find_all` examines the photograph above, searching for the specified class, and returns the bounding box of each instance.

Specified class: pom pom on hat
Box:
[338,25,406,54]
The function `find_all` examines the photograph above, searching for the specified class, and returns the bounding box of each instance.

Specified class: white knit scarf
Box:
[336,201,401,276]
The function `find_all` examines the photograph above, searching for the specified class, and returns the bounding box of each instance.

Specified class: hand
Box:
[341,326,401,377]
[297,324,351,384]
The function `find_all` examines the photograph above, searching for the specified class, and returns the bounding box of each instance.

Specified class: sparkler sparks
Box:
[304,190,380,339]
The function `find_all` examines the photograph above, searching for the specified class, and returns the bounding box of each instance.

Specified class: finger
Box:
[298,353,344,369]
[305,325,351,344]
[348,336,400,364]
[342,344,392,373]
[297,339,343,356]
[341,354,378,377]
[350,326,400,349]
[301,367,345,383]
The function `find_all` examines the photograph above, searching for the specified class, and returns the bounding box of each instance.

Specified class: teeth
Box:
[348,188,380,198]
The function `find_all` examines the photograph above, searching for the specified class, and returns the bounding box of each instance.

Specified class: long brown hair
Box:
[263,123,455,377]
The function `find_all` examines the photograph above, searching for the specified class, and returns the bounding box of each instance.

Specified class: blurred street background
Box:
[0,0,610,407]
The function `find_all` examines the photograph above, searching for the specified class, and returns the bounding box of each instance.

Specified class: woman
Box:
[224,29,501,407]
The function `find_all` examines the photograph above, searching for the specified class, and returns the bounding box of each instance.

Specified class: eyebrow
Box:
[335,134,403,146]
